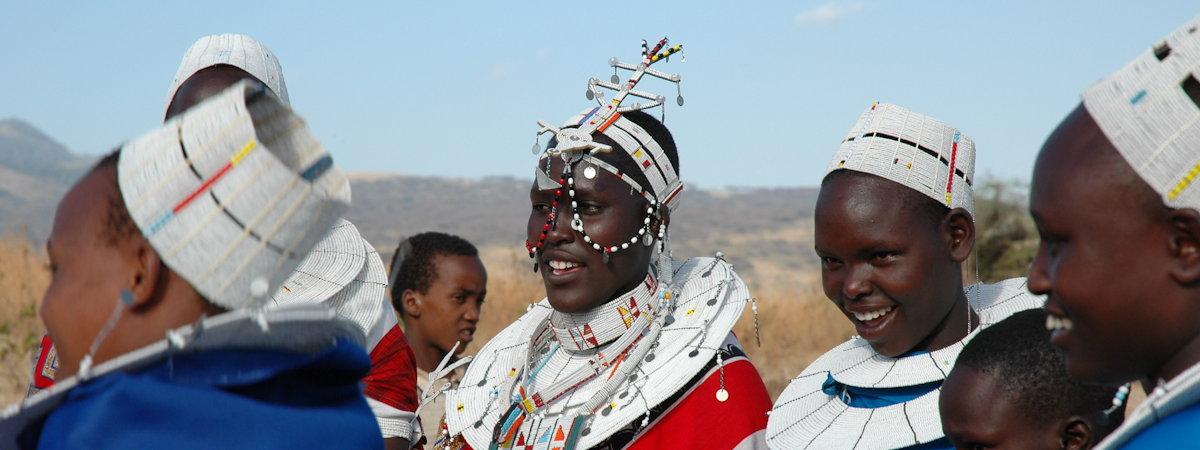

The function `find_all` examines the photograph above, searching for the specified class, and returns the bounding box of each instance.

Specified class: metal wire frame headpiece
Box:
[525,38,685,266]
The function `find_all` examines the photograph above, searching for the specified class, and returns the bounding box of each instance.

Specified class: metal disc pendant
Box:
[716,389,729,402]
[642,233,653,247]
[583,166,597,179]
[532,142,541,155]
[676,95,685,106]
[586,89,595,100]
[611,74,620,83]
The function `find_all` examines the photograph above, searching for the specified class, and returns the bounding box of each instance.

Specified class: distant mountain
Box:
[0,119,822,277]
[347,174,821,278]
[0,118,93,241]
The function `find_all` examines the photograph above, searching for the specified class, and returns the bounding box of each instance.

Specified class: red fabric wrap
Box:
[627,357,770,449]
[362,325,419,413]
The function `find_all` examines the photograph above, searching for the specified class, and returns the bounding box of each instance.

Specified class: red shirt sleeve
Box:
[362,325,419,413]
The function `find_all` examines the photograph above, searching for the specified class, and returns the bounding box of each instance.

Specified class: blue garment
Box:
[821,373,952,450]
[1119,400,1200,449]
[822,373,942,408]
[26,338,382,450]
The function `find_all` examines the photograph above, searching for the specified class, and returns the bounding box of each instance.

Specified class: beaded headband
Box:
[827,102,977,215]
[1082,16,1200,210]
[526,38,686,264]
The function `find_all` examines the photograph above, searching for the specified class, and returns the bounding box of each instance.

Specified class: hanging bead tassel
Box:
[1105,383,1131,417]
[750,297,761,347]
[656,224,673,287]
[715,352,729,402]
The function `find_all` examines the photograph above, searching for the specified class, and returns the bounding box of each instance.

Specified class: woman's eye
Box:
[820,257,841,268]
[578,203,603,215]
[532,203,551,213]
[873,251,898,262]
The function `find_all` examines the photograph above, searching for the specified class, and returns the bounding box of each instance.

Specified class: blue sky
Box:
[1,1,1196,187]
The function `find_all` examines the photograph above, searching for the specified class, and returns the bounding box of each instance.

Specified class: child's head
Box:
[390,232,486,356]
[815,103,977,357]
[940,309,1121,450]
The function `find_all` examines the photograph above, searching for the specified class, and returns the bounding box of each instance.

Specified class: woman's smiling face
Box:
[814,171,972,357]
[528,153,659,314]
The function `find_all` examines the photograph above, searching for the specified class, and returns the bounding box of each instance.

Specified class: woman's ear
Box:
[1166,208,1200,285]
[1060,417,1092,450]
[403,289,422,319]
[126,235,165,311]
[945,208,976,263]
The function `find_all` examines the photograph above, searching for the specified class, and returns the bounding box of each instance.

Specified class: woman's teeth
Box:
[548,260,581,271]
[853,306,893,322]
[1046,315,1074,331]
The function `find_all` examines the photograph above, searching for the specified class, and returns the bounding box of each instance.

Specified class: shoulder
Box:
[39,348,381,449]
[970,277,1043,326]
[1120,401,1200,448]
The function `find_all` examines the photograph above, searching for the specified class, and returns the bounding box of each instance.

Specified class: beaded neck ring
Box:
[525,37,685,280]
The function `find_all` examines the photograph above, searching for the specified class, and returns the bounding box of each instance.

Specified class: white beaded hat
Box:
[1082,16,1200,210]
[827,102,976,214]
[118,80,350,310]
[165,33,290,113]
[272,224,397,350]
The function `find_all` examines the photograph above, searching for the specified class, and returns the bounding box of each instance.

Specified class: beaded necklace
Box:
[490,273,670,449]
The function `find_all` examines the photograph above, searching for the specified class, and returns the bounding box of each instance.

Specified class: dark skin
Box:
[1029,105,1200,386]
[165,64,264,120]
[41,167,223,379]
[529,143,667,314]
[400,254,487,373]
[814,171,977,357]
[940,366,1095,450]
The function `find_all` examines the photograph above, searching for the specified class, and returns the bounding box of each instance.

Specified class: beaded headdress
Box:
[1082,16,1200,210]
[526,38,685,281]
[165,34,290,114]
[119,80,349,310]
[827,102,977,214]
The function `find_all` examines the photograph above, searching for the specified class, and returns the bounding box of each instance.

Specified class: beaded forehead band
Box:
[526,38,686,265]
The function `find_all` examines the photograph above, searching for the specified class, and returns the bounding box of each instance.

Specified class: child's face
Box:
[814,172,966,357]
[940,367,1071,449]
[1028,106,1193,384]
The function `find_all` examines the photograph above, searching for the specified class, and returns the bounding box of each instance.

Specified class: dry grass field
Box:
[0,236,1148,410]
[0,236,48,405]
[471,245,854,399]
[0,236,849,404]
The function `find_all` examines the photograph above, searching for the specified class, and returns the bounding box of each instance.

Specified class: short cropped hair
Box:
[954,309,1118,425]
[92,150,139,246]
[388,232,479,313]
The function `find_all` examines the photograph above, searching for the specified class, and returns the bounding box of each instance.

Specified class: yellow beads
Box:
[1168,161,1200,200]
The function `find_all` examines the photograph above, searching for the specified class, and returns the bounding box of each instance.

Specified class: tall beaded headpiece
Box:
[526,37,685,284]
[827,102,977,215]
[1082,16,1200,210]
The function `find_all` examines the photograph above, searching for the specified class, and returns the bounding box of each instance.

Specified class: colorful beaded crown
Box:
[526,38,686,263]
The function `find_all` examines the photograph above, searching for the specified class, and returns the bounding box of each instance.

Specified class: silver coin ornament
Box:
[586,89,595,100]
[611,74,620,83]
[583,166,597,179]
[716,389,729,402]
[677,95,685,106]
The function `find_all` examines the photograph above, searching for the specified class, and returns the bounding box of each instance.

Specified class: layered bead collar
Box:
[547,273,659,351]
